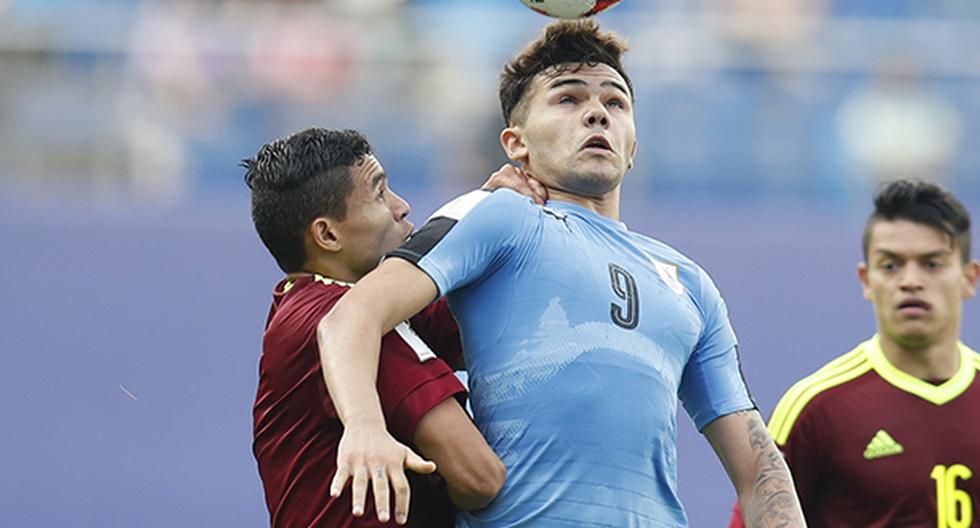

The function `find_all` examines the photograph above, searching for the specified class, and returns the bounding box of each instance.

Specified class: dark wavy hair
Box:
[863,179,972,262]
[242,128,371,273]
[499,19,632,126]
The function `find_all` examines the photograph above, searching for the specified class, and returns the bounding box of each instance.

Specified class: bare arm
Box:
[704,409,807,528]
[316,167,540,523]
[317,258,439,525]
[413,398,505,510]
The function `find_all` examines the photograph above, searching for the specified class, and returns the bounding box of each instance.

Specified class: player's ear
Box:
[310,217,343,253]
[858,261,872,301]
[962,259,980,299]
[500,126,528,164]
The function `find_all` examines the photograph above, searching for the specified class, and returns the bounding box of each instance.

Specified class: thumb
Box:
[404,449,437,474]
[526,177,548,204]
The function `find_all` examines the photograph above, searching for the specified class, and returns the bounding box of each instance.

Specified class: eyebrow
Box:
[873,248,952,259]
[547,78,630,98]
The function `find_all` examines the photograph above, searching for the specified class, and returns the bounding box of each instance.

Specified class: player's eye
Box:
[559,95,578,104]
[607,98,625,109]
[879,261,897,272]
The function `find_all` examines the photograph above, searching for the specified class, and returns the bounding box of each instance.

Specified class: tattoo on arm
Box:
[741,412,803,528]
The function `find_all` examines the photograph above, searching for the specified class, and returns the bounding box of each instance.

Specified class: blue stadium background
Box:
[1,1,978,526]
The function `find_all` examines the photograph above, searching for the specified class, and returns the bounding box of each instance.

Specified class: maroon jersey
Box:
[252,274,465,528]
[730,335,980,528]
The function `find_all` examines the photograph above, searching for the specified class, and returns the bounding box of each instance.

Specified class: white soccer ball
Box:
[519,0,622,19]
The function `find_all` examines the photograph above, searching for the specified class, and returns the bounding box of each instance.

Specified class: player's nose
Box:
[583,102,609,128]
[389,189,410,221]
[898,264,926,291]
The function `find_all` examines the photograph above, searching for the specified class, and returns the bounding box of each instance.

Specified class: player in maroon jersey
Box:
[730,179,980,528]
[243,128,544,527]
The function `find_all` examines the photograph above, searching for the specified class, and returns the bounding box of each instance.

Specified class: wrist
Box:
[341,411,387,432]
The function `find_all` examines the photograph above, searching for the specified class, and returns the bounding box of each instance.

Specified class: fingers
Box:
[332,431,429,523]
[482,164,548,205]
[404,449,437,475]
[389,468,411,525]
[330,463,350,499]
[482,164,521,191]
[525,175,548,205]
[371,466,391,523]
[350,465,369,517]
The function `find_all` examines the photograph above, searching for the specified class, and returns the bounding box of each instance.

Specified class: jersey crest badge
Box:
[863,429,904,460]
[652,258,685,296]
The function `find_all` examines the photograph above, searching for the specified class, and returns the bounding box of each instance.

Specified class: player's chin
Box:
[891,325,935,347]
[570,168,622,194]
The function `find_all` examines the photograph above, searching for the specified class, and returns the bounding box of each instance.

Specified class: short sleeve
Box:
[679,267,755,430]
[375,328,466,443]
[386,189,534,296]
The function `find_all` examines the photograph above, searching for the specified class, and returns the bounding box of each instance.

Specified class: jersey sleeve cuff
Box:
[389,370,466,441]
[696,401,759,432]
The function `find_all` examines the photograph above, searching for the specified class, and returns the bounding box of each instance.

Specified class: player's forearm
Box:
[413,399,506,511]
[316,259,440,428]
[737,415,806,528]
[705,410,806,528]
[317,299,387,429]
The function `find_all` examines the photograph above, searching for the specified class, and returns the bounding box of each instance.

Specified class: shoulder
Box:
[429,188,535,223]
[294,275,350,304]
[631,232,690,263]
[271,276,349,323]
[767,341,875,445]
[392,189,538,266]
[628,233,700,278]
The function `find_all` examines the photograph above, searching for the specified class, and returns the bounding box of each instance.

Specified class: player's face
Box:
[503,63,636,198]
[859,219,979,349]
[333,155,413,278]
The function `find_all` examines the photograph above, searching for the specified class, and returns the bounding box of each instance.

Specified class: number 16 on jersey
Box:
[932,463,973,528]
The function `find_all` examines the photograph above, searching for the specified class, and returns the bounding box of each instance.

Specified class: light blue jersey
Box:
[390,189,754,527]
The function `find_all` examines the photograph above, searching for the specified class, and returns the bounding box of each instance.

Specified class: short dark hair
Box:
[242,128,371,273]
[499,19,632,126]
[862,179,972,262]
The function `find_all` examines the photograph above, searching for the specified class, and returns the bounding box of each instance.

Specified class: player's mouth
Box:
[580,135,613,154]
[896,298,932,317]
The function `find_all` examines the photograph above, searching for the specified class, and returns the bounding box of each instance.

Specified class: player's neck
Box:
[292,257,363,284]
[546,187,621,221]
[877,331,962,381]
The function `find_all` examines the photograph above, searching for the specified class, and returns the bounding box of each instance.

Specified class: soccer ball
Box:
[519,0,622,19]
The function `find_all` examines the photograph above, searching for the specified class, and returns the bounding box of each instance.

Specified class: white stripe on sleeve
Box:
[394,322,437,363]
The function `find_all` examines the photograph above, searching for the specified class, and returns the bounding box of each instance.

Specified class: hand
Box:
[481,164,548,205]
[330,424,437,525]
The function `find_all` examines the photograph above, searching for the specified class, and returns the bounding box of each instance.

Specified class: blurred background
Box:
[1,0,978,526]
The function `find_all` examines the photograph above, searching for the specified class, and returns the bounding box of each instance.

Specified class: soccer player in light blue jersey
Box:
[317,21,806,527]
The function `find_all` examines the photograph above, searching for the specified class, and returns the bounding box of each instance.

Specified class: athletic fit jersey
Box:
[389,189,754,527]
[253,275,465,527]
[729,335,980,528]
